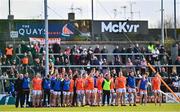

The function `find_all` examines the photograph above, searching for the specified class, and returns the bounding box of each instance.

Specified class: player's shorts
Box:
[63,91,70,95]
[69,92,74,95]
[53,91,61,95]
[110,89,115,93]
[76,90,85,95]
[116,88,126,93]
[93,88,98,93]
[128,88,136,93]
[140,89,147,95]
[32,90,42,95]
[50,90,54,93]
[153,90,162,96]
[153,90,161,93]
[97,90,102,94]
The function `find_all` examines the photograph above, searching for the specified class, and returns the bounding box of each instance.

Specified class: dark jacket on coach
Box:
[15,78,23,92]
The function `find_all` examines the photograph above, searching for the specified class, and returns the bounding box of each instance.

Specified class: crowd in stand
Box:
[1,41,180,78]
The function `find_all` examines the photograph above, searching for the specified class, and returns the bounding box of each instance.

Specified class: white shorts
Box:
[128,88,136,93]
[32,90,42,95]
[86,88,97,93]
[154,90,162,96]
[116,88,126,93]
[53,91,61,95]
[97,90,102,94]
[50,90,54,93]
[69,92,74,95]
[86,90,93,93]
[63,91,70,95]
[76,90,85,95]
[93,88,98,93]
[110,89,115,93]
[140,90,147,95]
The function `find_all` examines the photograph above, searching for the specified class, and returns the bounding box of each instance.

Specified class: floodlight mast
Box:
[44,0,49,76]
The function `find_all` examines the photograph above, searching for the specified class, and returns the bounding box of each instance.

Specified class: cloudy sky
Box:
[0,0,180,28]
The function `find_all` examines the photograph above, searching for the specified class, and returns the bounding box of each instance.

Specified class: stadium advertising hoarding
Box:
[165,92,180,103]
[29,38,61,44]
[15,23,79,39]
[93,20,148,37]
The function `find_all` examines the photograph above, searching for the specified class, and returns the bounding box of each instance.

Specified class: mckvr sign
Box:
[93,21,148,35]
[101,22,140,33]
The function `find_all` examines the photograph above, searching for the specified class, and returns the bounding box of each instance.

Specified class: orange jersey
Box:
[110,78,115,89]
[75,78,85,90]
[83,78,88,90]
[32,77,42,90]
[97,77,104,90]
[115,76,126,89]
[69,79,74,92]
[152,77,161,90]
[86,77,94,90]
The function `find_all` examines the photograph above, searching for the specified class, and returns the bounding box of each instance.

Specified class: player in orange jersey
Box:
[86,72,95,106]
[32,73,42,107]
[75,74,85,106]
[110,74,116,106]
[69,74,74,106]
[115,71,126,106]
[152,73,162,106]
[96,73,104,106]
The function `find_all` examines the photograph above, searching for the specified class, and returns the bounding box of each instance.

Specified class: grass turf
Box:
[0,103,180,112]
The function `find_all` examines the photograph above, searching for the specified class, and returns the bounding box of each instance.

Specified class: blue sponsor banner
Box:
[16,23,78,38]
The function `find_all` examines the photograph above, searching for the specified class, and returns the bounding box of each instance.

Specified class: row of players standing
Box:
[15,69,162,108]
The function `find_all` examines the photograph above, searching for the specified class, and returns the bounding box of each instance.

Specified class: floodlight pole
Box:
[91,0,94,41]
[174,0,177,40]
[161,0,164,45]
[44,0,49,76]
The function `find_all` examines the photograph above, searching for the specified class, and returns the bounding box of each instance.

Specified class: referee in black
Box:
[15,74,24,108]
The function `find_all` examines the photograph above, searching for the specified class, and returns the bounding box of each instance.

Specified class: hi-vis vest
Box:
[6,48,13,56]
[148,45,155,53]
[22,57,29,64]
[103,79,111,90]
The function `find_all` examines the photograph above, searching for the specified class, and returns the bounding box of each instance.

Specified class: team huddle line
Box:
[14,69,162,108]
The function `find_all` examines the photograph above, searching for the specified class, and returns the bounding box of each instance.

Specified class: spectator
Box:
[21,53,29,72]
[21,41,29,53]
[147,42,155,53]
[34,42,40,53]
[172,76,180,92]
[127,45,133,60]
[140,58,147,74]
[126,58,133,72]
[121,47,126,64]
[170,69,177,77]
[160,52,169,65]
[101,46,108,61]
[5,44,13,61]
[152,47,160,65]
[160,67,168,78]
[133,44,140,59]
[94,45,101,60]
[52,43,61,54]
[174,56,180,76]
[113,46,120,60]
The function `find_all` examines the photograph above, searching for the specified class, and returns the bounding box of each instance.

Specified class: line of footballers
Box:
[15,69,162,108]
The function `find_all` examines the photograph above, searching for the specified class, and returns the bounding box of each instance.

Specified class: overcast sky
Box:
[0,0,180,28]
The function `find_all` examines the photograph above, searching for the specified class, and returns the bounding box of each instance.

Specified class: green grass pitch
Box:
[0,103,180,112]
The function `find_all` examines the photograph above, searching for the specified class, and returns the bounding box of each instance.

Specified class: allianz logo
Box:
[101,22,140,33]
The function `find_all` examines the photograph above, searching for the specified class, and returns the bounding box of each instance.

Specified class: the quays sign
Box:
[15,23,78,38]
[93,21,148,35]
